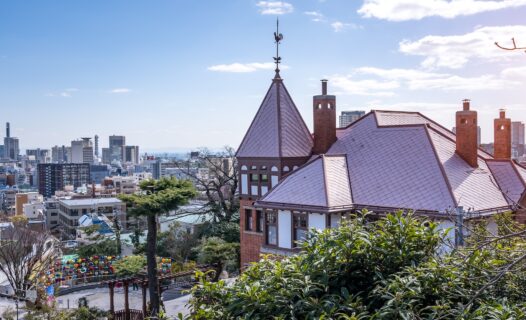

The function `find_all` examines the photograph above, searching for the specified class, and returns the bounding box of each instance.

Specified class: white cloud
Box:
[399,25,526,69]
[256,1,293,15]
[208,62,288,73]
[358,0,526,21]
[331,66,521,95]
[110,88,131,93]
[361,66,520,90]
[330,74,399,96]
[304,11,325,22]
[331,21,362,32]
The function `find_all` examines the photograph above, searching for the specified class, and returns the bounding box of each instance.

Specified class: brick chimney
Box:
[455,99,478,167]
[313,80,336,154]
[494,109,511,160]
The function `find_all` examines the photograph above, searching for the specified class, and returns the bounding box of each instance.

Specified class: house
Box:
[237,70,526,267]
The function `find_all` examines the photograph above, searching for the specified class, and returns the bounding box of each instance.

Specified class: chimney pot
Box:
[321,79,328,95]
[456,100,478,167]
[500,109,506,119]
[462,99,470,111]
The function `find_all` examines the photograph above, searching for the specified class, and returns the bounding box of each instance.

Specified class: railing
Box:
[114,309,144,320]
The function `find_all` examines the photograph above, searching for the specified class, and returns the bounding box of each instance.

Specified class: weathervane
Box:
[495,37,526,53]
[274,18,284,75]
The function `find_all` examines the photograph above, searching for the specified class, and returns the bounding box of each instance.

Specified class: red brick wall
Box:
[494,110,512,160]
[239,199,264,268]
[313,95,336,154]
[455,101,478,167]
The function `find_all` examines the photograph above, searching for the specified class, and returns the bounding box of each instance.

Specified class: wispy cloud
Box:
[110,88,131,94]
[399,25,526,69]
[358,0,526,21]
[256,1,293,15]
[330,75,399,96]
[208,62,289,73]
[45,88,79,98]
[304,11,325,22]
[331,21,362,32]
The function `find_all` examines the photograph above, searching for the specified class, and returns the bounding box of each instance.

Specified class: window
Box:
[250,174,259,182]
[241,165,248,171]
[256,210,263,232]
[293,213,308,247]
[251,165,257,170]
[266,211,277,245]
[261,174,268,183]
[245,209,253,231]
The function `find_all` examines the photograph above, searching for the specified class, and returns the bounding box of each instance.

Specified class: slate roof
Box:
[487,160,526,206]
[257,110,517,215]
[260,155,352,211]
[236,78,313,158]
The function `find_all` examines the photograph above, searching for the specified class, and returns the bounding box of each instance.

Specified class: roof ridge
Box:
[423,125,459,208]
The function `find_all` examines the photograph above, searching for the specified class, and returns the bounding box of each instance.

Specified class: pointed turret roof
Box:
[236,76,313,158]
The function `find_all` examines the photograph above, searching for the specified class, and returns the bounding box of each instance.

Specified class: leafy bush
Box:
[186,211,526,319]
[113,255,147,276]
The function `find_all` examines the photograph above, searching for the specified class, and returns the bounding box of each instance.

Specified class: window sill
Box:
[243,230,263,236]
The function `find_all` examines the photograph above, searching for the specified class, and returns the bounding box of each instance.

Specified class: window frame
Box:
[292,212,308,248]
[265,211,278,246]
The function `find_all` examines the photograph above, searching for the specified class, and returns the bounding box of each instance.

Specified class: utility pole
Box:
[455,206,465,247]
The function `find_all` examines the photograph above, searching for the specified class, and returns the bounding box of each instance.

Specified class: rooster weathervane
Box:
[274,18,284,75]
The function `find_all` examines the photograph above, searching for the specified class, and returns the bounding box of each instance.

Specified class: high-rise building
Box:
[70,138,94,164]
[125,146,140,164]
[102,148,111,164]
[37,163,91,198]
[94,135,99,157]
[339,111,365,128]
[52,145,69,163]
[109,135,126,162]
[512,121,525,146]
[4,122,20,160]
[26,149,50,164]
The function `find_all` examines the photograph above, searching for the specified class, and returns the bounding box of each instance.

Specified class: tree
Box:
[113,255,146,277]
[195,237,239,282]
[186,211,526,319]
[75,238,119,258]
[119,177,196,317]
[0,227,58,298]
[181,147,239,223]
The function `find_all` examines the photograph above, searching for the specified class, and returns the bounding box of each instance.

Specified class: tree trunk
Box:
[146,214,160,317]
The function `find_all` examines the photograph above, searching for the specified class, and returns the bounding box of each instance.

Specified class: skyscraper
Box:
[512,121,525,146]
[125,146,140,164]
[4,122,20,160]
[339,111,365,128]
[94,134,99,157]
[70,138,94,164]
[109,135,126,162]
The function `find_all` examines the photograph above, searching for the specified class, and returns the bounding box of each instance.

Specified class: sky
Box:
[0,0,525,152]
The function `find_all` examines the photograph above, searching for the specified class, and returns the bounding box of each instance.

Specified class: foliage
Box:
[118,177,197,317]
[75,238,119,258]
[198,220,240,243]
[24,306,109,320]
[0,227,57,296]
[81,224,100,236]
[186,211,526,319]
[195,237,239,282]
[10,214,28,226]
[179,147,239,223]
[113,255,147,276]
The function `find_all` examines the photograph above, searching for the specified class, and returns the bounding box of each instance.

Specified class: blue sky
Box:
[1,0,525,152]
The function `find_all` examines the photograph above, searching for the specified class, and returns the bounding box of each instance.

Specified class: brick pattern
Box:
[239,199,264,267]
[455,107,478,168]
[313,94,337,154]
[494,111,512,160]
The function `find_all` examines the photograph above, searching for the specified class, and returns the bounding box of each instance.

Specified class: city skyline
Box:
[1,1,525,150]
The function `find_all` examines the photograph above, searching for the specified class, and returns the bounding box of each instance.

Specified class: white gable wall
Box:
[309,213,326,231]
[278,210,292,249]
